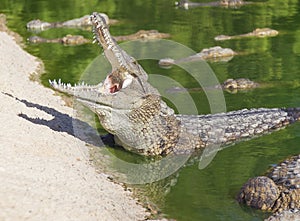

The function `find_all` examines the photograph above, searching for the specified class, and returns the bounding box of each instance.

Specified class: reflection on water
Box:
[1,0,300,220]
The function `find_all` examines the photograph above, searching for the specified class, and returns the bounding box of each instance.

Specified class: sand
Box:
[0,14,148,221]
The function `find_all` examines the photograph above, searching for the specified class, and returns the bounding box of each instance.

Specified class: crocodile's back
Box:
[176,107,300,148]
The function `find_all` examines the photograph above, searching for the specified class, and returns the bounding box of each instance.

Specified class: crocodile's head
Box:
[26,19,52,30]
[50,12,178,156]
[49,70,176,156]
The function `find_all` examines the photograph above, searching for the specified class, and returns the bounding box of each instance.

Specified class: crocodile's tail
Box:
[179,107,300,150]
[181,107,300,169]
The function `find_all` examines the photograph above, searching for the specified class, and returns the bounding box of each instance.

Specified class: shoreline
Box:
[0,14,148,221]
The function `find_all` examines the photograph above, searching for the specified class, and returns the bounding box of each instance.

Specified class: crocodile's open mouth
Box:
[103,71,133,94]
[104,75,121,93]
[90,12,145,94]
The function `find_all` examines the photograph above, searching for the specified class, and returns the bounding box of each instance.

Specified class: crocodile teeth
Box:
[92,39,97,44]
[49,79,56,86]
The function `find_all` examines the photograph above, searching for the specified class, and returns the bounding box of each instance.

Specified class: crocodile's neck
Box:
[50,12,300,156]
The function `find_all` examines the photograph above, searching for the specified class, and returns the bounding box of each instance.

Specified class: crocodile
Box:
[237,154,300,220]
[159,46,236,66]
[220,78,259,92]
[49,13,300,219]
[113,30,171,41]
[28,30,170,46]
[166,78,259,94]
[26,13,118,32]
[49,12,300,157]
[175,0,251,9]
[215,28,279,41]
[28,35,90,45]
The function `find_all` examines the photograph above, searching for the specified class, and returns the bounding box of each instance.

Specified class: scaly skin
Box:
[49,12,300,219]
[238,155,300,220]
[50,12,300,156]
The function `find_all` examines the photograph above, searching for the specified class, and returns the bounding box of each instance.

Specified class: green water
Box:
[1,0,300,220]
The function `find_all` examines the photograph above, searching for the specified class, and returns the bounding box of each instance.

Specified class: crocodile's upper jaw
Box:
[90,12,148,82]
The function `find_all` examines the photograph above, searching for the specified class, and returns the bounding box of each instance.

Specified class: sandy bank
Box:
[0,14,148,221]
